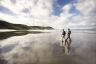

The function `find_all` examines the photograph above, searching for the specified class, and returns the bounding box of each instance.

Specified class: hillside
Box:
[0,20,54,30]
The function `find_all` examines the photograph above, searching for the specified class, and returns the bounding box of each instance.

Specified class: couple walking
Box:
[61,28,71,54]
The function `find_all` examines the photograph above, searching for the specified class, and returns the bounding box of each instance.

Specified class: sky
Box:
[0,0,96,29]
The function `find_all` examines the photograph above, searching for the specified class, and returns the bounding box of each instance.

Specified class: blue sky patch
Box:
[52,0,78,16]
[0,5,14,15]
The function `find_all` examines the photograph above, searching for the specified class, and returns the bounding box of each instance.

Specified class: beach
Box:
[0,30,96,64]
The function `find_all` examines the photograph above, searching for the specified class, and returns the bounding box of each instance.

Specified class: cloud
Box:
[74,0,96,15]
[0,0,55,26]
[64,0,96,29]
[11,0,16,4]
[22,8,30,13]
[0,0,96,29]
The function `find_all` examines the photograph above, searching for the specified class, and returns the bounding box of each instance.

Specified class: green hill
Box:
[0,20,54,30]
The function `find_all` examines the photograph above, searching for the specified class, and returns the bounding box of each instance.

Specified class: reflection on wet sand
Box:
[0,31,45,40]
[0,30,96,64]
[0,45,7,64]
[61,38,71,55]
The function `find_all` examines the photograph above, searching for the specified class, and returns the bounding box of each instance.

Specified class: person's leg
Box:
[62,36,64,46]
[69,36,71,44]
[62,35,65,45]
[65,37,68,44]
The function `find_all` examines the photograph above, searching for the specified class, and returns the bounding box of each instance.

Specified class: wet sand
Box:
[0,30,96,64]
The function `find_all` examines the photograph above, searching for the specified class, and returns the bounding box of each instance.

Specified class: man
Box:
[62,29,66,45]
[65,28,71,42]
[65,28,71,54]
[67,28,71,39]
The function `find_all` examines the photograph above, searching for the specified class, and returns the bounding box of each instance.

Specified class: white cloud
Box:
[50,4,73,28]
[0,0,55,26]
[65,0,96,29]
[49,0,96,29]
[0,0,96,29]
[74,0,96,15]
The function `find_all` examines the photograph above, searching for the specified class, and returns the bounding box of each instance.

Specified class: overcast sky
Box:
[0,0,96,29]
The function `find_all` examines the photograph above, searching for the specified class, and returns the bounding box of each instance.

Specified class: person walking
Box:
[61,29,66,45]
[65,28,71,41]
[65,28,71,54]
[67,28,71,39]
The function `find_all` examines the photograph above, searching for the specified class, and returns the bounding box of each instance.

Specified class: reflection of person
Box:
[0,45,2,59]
[62,29,66,45]
[65,28,71,54]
